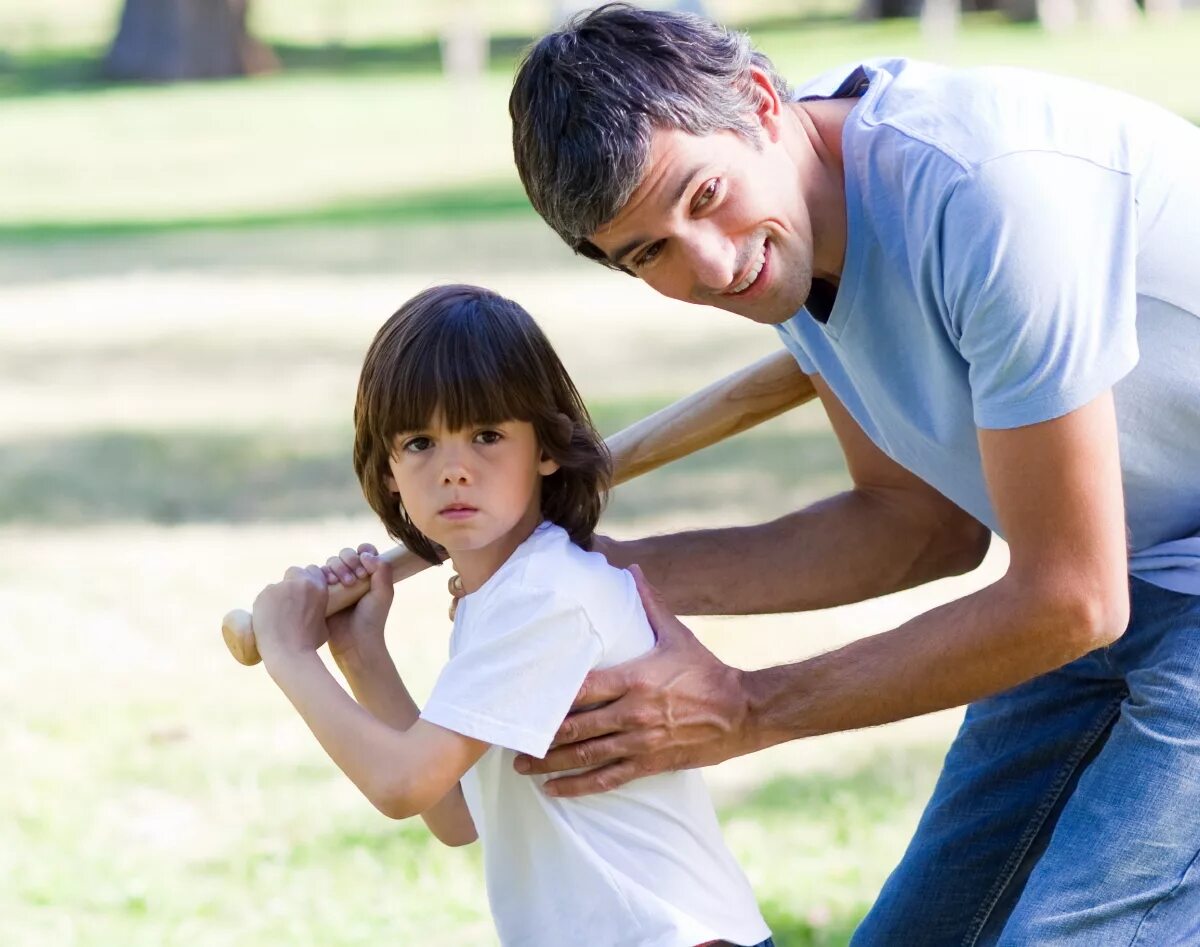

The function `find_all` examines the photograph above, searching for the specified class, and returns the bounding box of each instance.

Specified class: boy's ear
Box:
[385,474,399,494]
[538,455,560,477]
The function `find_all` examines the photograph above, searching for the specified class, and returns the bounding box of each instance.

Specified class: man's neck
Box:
[787,97,855,283]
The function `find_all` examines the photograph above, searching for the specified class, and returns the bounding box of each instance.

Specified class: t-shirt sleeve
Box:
[419,584,603,758]
[940,151,1140,429]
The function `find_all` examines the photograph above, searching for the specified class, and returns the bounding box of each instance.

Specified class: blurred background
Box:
[3,1,1197,945]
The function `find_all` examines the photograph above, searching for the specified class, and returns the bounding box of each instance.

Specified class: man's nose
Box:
[681,228,735,293]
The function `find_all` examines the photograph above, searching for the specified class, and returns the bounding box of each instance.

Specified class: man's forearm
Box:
[610,488,988,615]
[740,573,1117,749]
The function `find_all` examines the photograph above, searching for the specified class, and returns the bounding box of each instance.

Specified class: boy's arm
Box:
[253,567,488,836]
[333,639,479,846]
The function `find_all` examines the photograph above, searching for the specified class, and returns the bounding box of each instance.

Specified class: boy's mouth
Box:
[439,503,478,520]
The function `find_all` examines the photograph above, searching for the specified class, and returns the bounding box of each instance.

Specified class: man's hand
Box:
[252,565,331,663]
[513,565,753,797]
[320,545,395,660]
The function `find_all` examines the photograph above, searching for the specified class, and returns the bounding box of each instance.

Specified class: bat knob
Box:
[222,608,261,666]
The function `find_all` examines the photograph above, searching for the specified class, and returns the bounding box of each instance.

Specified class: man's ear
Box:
[748,65,785,142]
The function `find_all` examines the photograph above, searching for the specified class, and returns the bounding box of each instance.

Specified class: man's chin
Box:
[709,294,800,326]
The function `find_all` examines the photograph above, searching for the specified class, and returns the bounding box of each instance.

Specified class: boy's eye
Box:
[403,436,432,453]
[474,430,503,444]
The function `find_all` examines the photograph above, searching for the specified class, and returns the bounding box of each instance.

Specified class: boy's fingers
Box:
[326,553,355,586]
[340,547,368,581]
[367,555,394,599]
[357,542,379,556]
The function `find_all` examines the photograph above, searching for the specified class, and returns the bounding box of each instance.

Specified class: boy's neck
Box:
[449,511,545,596]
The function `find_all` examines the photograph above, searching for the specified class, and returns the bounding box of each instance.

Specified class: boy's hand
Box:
[252,565,331,664]
[321,544,394,659]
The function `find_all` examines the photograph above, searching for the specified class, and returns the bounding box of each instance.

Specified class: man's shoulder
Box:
[845,60,1156,177]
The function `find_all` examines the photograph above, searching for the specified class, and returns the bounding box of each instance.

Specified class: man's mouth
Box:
[726,237,769,296]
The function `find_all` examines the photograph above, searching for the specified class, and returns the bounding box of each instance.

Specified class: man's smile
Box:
[720,236,773,305]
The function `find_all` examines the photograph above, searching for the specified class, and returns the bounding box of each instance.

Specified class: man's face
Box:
[588,124,815,325]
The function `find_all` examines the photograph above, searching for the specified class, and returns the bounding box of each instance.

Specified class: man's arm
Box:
[601,374,991,615]
[521,387,1129,795]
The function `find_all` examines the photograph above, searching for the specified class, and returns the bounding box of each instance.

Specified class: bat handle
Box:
[223,545,426,666]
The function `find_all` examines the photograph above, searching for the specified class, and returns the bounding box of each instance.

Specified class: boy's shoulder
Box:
[470,522,643,641]
[498,522,629,606]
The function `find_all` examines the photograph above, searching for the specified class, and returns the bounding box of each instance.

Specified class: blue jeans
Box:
[852,578,1200,946]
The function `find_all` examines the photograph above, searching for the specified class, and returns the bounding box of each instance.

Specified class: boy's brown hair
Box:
[353,284,612,565]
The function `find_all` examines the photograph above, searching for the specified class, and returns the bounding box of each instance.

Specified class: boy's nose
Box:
[440,450,472,484]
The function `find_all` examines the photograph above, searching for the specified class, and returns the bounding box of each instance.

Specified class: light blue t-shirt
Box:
[777,59,1200,593]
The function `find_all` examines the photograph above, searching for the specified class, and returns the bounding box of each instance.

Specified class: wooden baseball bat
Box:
[222,349,816,665]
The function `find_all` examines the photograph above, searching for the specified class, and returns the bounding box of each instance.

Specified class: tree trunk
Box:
[104,0,278,82]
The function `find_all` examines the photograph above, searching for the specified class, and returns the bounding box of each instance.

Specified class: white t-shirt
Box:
[420,522,770,947]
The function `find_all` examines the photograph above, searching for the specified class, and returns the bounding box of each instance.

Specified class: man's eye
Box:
[403,436,431,452]
[635,241,664,269]
[694,179,719,210]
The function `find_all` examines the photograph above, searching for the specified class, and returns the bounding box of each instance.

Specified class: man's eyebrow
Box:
[609,163,706,265]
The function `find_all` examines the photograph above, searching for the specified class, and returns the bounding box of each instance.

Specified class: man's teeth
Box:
[731,242,767,294]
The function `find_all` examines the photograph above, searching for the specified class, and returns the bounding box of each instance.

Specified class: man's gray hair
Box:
[509,2,791,268]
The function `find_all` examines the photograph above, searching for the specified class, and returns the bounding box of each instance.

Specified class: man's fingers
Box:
[571,664,637,710]
[552,696,628,746]
[542,759,646,798]
[629,563,689,648]
[516,730,647,776]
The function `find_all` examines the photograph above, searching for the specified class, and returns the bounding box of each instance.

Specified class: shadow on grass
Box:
[0,35,531,99]
[0,415,845,527]
[0,179,535,243]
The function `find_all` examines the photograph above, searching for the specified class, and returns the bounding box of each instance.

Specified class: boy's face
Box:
[386,415,559,577]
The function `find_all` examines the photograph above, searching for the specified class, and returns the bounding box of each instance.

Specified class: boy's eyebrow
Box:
[609,163,705,266]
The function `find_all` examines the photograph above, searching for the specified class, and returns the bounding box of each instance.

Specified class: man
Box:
[505,3,1200,943]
